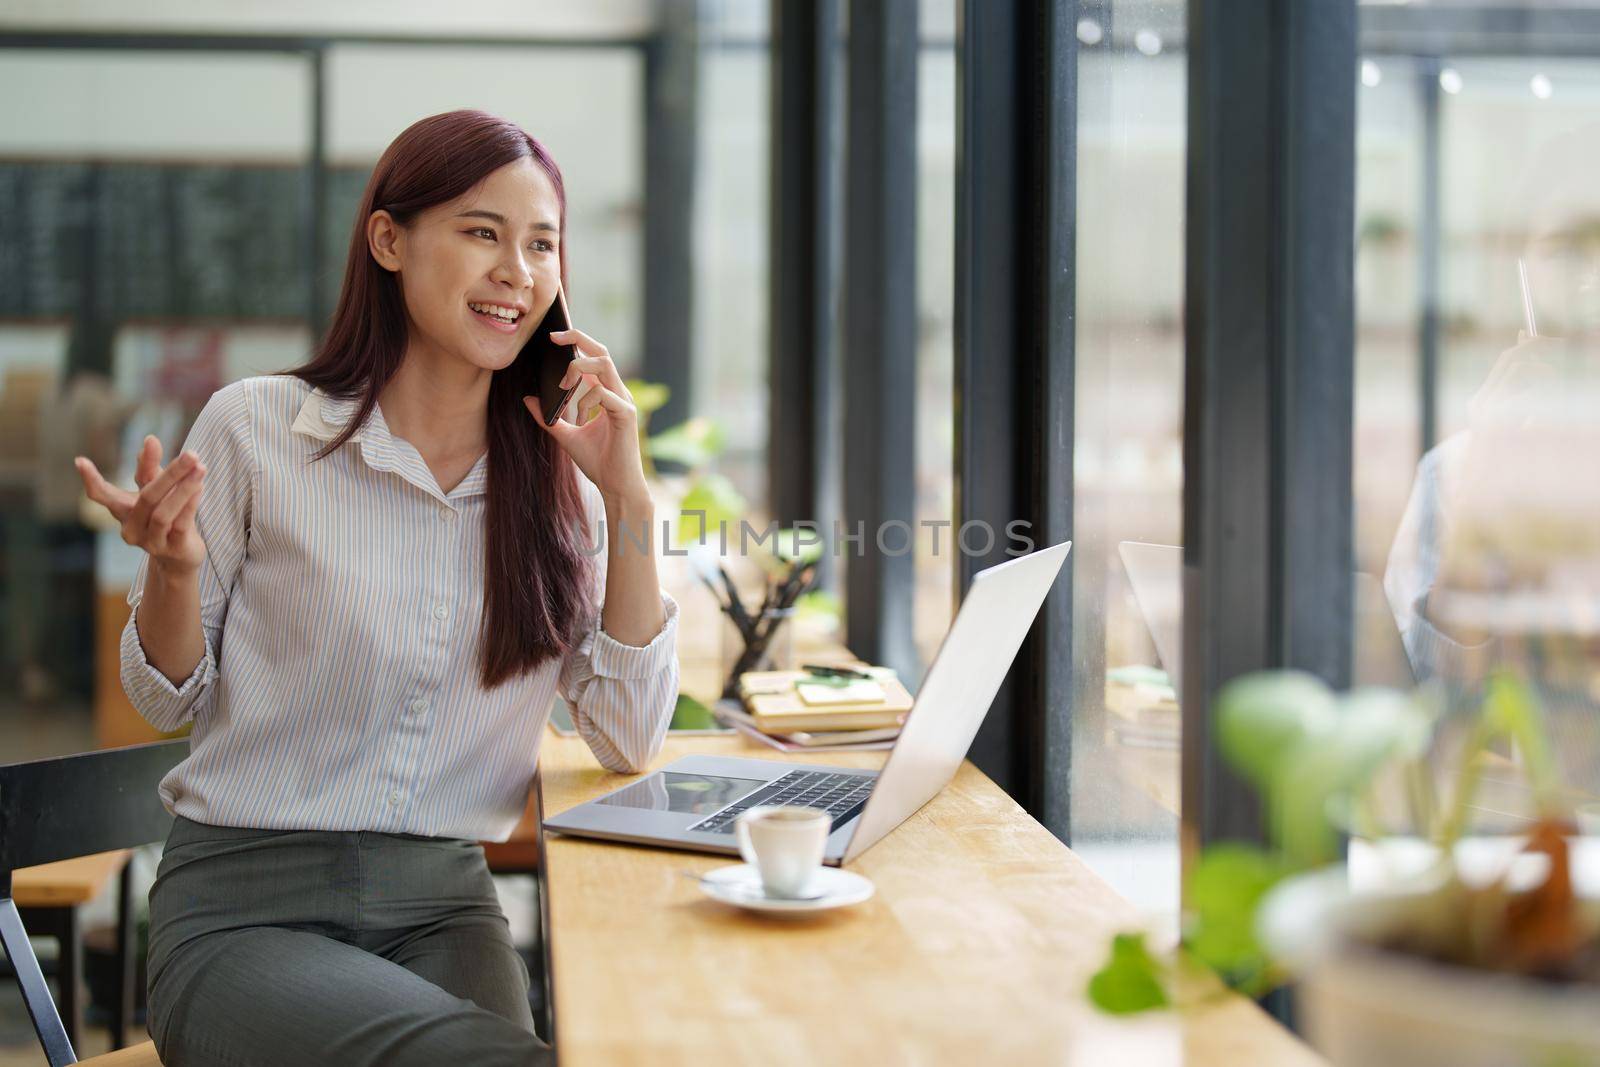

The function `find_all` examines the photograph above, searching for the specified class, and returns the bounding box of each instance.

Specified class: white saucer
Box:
[697,863,875,914]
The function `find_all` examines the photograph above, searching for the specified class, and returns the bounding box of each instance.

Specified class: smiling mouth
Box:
[467,301,523,332]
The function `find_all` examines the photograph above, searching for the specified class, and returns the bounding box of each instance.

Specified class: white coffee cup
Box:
[735,805,830,898]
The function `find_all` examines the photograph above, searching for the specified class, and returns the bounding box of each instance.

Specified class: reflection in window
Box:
[1360,47,1600,818]
[1069,3,1187,933]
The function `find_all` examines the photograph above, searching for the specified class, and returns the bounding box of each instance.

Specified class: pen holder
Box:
[720,605,797,700]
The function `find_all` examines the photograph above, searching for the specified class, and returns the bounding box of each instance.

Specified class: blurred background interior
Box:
[3,0,1600,1057]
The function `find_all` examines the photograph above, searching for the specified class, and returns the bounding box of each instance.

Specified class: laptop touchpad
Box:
[594,771,766,816]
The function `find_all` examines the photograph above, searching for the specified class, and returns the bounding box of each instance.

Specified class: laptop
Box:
[1116,540,1417,691]
[1118,541,1185,694]
[542,540,1071,865]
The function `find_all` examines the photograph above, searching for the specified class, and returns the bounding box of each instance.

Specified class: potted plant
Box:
[1088,671,1600,1067]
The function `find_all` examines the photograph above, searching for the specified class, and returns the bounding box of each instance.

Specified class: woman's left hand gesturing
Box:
[523,329,650,503]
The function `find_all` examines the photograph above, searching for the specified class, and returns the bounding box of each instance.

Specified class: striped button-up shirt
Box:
[120,374,680,841]
[1383,432,1484,682]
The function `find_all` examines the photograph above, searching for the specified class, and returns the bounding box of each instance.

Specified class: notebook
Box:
[737,668,914,732]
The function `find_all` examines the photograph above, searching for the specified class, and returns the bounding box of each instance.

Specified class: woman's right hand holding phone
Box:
[76,435,208,576]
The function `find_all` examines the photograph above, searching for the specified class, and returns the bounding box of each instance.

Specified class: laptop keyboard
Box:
[688,770,875,835]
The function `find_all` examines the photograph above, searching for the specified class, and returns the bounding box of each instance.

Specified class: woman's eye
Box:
[471,229,551,253]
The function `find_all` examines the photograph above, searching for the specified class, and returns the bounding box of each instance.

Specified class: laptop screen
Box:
[594,771,766,816]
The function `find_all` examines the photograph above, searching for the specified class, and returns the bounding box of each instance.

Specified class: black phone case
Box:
[530,295,579,426]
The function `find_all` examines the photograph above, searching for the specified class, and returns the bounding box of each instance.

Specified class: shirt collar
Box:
[291,385,488,503]
[290,386,366,443]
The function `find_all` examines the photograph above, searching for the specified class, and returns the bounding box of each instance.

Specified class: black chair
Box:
[1,740,187,1066]
[479,767,557,1049]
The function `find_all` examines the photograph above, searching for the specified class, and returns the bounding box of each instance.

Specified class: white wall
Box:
[0,50,310,159]
[0,0,658,39]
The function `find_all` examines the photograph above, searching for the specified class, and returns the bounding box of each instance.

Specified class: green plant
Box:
[675,473,747,548]
[646,415,724,471]
[627,379,749,550]
[1359,213,1407,246]
[669,692,719,730]
[1088,933,1171,1014]
[626,377,671,480]
[1087,669,1586,1013]
[795,588,841,623]
[631,380,843,683]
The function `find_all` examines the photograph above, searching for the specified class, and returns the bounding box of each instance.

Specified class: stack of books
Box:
[713,663,912,752]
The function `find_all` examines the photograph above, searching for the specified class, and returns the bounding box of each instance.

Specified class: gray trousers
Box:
[146,814,552,1066]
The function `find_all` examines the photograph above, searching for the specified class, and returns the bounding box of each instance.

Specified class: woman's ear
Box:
[367,209,404,273]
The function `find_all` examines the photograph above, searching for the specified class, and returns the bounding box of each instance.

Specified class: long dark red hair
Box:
[288,109,592,690]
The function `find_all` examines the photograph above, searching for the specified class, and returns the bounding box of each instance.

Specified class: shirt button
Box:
[433,603,449,621]
[410,698,429,714]
[389,790,402,805]
[439,508,456,523]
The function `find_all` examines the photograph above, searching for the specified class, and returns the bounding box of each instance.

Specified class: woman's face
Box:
[369,156,562,373]
[1524,211,1600,342]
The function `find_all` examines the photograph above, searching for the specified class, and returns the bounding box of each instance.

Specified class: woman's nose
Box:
[494,249,534,288]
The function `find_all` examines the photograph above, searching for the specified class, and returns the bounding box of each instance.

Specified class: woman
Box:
[73,110,680,1066]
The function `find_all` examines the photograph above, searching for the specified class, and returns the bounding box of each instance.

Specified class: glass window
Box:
[1357,12,1600,819]
[1069,2,1187,933]
[1355,52,1424,600]
[914,0,957,677]
[0,50,314,759]
[692,7,771,512]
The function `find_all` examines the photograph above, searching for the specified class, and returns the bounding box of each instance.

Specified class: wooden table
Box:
[11,851,129,908]
[534,730,1324,1066]
[12,849,140,1052]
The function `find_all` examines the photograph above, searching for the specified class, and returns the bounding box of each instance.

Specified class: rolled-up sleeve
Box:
[120,382,255,733]
[1382,435,1493,685]
[558,476,681,773]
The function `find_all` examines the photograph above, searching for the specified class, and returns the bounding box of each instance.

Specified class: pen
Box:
[800,663,873,679]
[717,563,759,641]
[768,558,812,618]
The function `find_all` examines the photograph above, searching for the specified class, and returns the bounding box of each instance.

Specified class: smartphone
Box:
[533,282,581,427]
